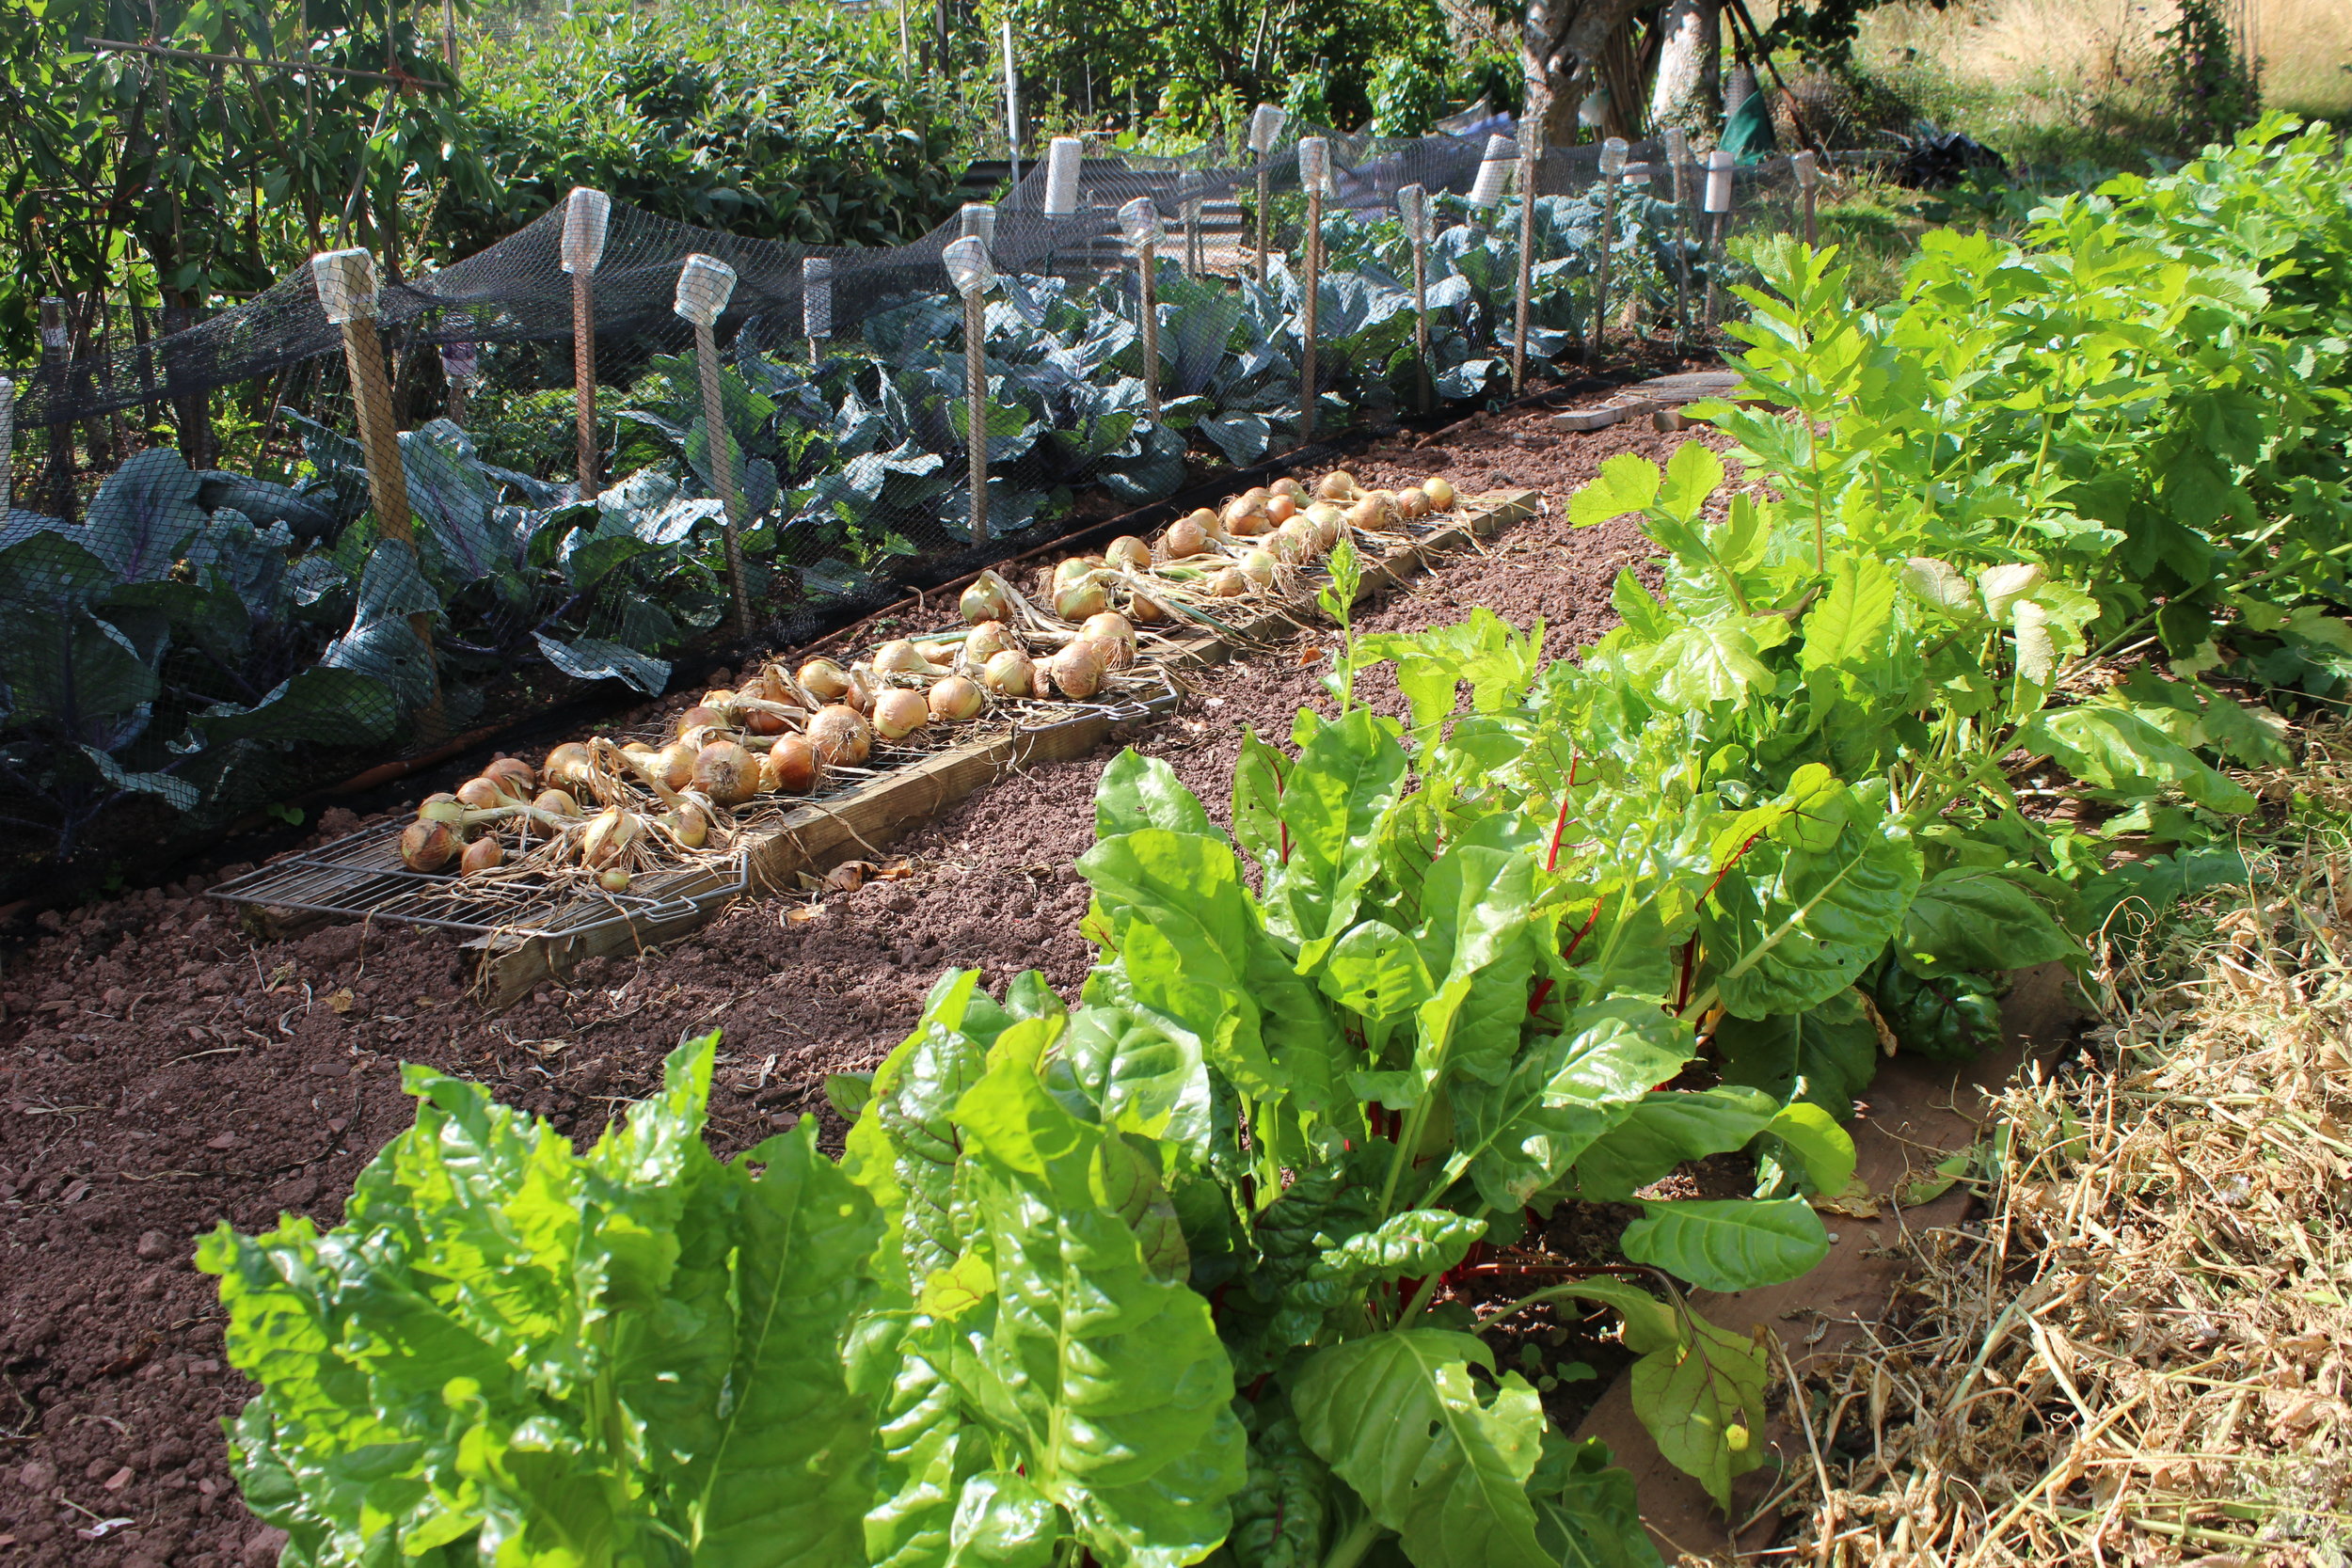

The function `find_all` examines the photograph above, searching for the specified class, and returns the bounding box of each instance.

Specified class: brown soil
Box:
[0,404,1731,1563]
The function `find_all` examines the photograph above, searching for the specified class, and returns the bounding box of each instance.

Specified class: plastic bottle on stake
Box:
[1790,150,1821,246]
[1397,184,1435,412]
[1663,128,1692,340]
[960,201,996,249]
[1041,136,1083,219]
[1248,103,1287,283]
[560,187,612,493]
[0,377,13,514]
[945,236,994,543]
[1511,117,1543,391]
[1703,150,1734,332]
[803,257,833,362]
[673,253,751,633]
[1297,136,1332,442]
[1594,137,1629,356]
[1120,198,1164,420]
[1469,133,1515,209]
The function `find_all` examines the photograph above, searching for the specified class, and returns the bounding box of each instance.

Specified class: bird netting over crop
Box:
[0,122,1821,877]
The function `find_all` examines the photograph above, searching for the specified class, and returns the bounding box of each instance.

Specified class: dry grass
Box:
[1752,752,2352,1563]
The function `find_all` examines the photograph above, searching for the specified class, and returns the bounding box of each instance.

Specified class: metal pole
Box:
[1703,150,1734,336]
[1001,15,1022,194]
[561,188,611,497]
[946,237,993,544]
[675,255,749,635]
[1511,119,1542,393]
[39,297,72,523]
[1595,137,1628,360]
[313,248,440,728]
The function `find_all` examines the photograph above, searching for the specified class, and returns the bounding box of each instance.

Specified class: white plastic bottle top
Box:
[803,257,833,340]
[673,254,737,327]
[1469,135,1516,208]
[1042,137,1084,218]
[1248,103,1288,153]
[1704,150,1735,214]
[561,187,612,275]
[944,236,994,299]
[1118,197,1160,250]
[1396,183,1430,245]
[311,248,379,325]
[960,201,997,249]
[1599,136,1629,178]
[1298,136,1334,198]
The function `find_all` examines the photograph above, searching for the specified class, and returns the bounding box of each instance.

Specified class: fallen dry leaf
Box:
[1296,644,1327,668]
[785,905,824,925]
[325,987,356,1014]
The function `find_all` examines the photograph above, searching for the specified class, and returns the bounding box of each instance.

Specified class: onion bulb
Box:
[1082,611,1136,652]
[807,705,873,767]
[1163,516,1209,558]
[418,791,464,825]
[755,662,794,705]
[1106,535,1152,573]
[677,704,728,736]
[1053,556,1101,589]
[1272,476,1309,503]
[532,788,580,836]
[1316,469,1359,501]
[1055,578,1108,622]
[742,704,787,736]
[874,689,929,740]
[981,648,1036,698]
[1423,475,1456,511]
[1266,492,1297,524]
[1187,505,1226,540]
[800,657,852,702]
[485,756,537,797]
[541,742,595,790]
[1242,485,1272,508]
[1366,490,1402,527]
[1206,565,1248,597]
[460,836,504,876]
[1047,641,1107,699]
[1396,485,1433,521]
[1239,549,1279,588]
[597,867,631,894]
[1129,591,1170,625]
[654,739,698,792]
[961,571,1014,626]
[1275,517,1321,562]
[582,806,640,868]
[693,738,759,806]
[842,668,877,716]
[1222,497,1268,536]
[964,620,1017,664]
[400,818,462,873]
[663,802,710,849]
[762,735,820,795]
[455,776,507,811]
[1306,501,1346,547]
[873,639,933,677]
[1344,496,1382,534]
[929,674,984,722]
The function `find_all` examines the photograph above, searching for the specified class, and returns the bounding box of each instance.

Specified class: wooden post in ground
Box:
[1248,103,1285,285]
[803,256,833,366]
[560,187,611,498]
[0,376,13,514]
[674,253,750,636]
[1665,128,1692,345]
[1120,198,1163,423]
[1511,117,1543,392]
[1791,149,1820,246]
[1398,183,1434,414]
[1468,135,1512,356]
[1297,137,1331,446]
[312,247,440,728]
[945,236,994,544]
[1179,170,1203,277]
[1703,150,1733,334]
[1595,136,1628,359]
[39,297,72,523]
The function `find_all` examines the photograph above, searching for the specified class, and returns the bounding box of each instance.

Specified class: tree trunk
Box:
[1649,0,1722,135]
[1521,0,1655,148]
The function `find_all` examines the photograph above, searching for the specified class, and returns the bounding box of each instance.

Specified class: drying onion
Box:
[1316,469,1359,501]
[961,571,1014,626]
[873,639,933,676]
[460,836,504,876]
[964,620,1018,664]
[694,738,759,806]
[582,806,640,867]
[598,867,631,894]
[663,802,711,849]
[1222,497,1267,535]
[400,818,462,873]
[676,704,728,736]
[1242,485,1272,508]
[800,657,852,702]
[807,705,874,766]
[1106,535,1152,573]
[1055,578,1109,621]
[1271,476,1309,503]
[1047,641,1107,699]
[843,668,878,716]
[742,705,788,736]
[417,791,464,825]
[762,734,820,795]
[1163,516,1209,558]
[1129,591,1170,625]
[1239,549,1279,588]
[981,648,1036,697]
[1344,496,1382,534]
[1423,475,1456,511]
[874,689,929,740]
[929,674,985,722]
[1366,490,1402,527]
[532,788,580,836]
[455,776,507,811]
[485,756,537,796]
[1266,492,1297,524]
[755,662,794,705]
[1396,485,1433,521]
[1306,501,1346,547]
[541,742,595,790]
[1205,565,1248,597]
[1187,505,1226,540]
[1082,611,1136,651]
[1053,556,1101,588]
[655,739,698,792]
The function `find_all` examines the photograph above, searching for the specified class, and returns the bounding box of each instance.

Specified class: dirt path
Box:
[0,404,1721,1563]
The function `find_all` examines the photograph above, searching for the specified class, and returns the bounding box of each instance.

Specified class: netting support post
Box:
[1792,150,1820,247]
[1510,120,1542,394]
[1594,139,1626,361]
[0,376,14,515]
[1702,150,1734,337]
[675,254,751,638]
[1665,130,1692,348]
[1298,182,1324,447]
[562,189,612,500]
[1410,230,1433,416]
[1137,241,1161,424]
[964,289,988,543]
[39,297,72,524]
[313,248,442,736]
[1248,105,1285,287]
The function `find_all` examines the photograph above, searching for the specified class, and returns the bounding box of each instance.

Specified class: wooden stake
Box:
[1400,184,1434,415]
[0,376,14,515]
[1120,198,1162,423]
[1595,138,1628,359]
[1792,150,1821,246]
[1248,104,1286,286]
[311,248,440,728]
[561,188,611,498]
[39,297,72,523]
[1666,129,1692,345]
[675,254,750,636]
[1703,150,1734,335]
[1297,138,1330,448]
[1511,119,1542,392]
[945,236,993,545]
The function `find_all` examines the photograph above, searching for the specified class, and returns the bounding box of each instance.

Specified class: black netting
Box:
[0,125,1830,879]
